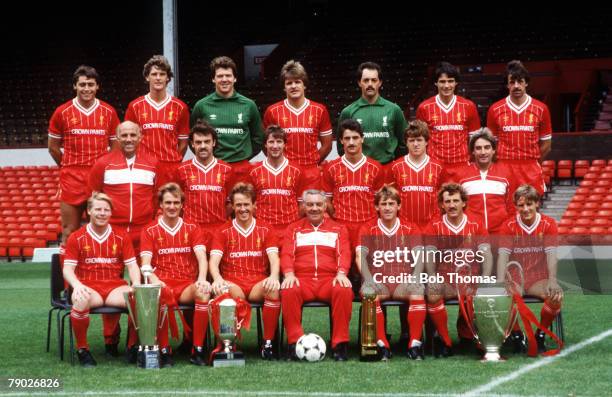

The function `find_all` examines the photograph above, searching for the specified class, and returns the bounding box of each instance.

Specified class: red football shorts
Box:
[59,166,92,205]
[225,274,267,299]
[159,278,194,301]
[157,161,181,187]
[228,160,252,189]
[83,279,128,301]
[498,159,546,195]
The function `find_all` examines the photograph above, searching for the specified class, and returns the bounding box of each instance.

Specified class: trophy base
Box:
[137,348,160,369]
[480,352,506,362]
[212,351,245,367]
[359,346,380,362]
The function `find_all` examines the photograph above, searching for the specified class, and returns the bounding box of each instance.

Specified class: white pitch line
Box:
[0,391,528,397]
[465,328,612,396]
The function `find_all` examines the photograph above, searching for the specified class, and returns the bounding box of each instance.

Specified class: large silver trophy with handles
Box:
[211,289,246,367]
[471,262,524,362]
[124,265,166,369]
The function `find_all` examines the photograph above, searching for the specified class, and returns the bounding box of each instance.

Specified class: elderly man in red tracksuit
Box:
[280,189,354,361]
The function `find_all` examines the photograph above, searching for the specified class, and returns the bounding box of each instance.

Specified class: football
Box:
[295,333,326,362]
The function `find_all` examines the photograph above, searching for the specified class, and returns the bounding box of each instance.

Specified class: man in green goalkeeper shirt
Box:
[338,62,408,165]
[191,56,264,185]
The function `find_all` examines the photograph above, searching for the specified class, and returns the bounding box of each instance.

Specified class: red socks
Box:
[263,298,281,341]
[192,300,209,348]
[427,300,452,347]
[408,299,426,347]
[71,308,90,350]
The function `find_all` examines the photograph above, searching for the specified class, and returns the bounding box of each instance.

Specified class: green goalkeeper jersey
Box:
[191,91,264,162]
[338,96,407,164]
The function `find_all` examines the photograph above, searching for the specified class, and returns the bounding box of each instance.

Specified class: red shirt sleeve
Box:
[108,108,120,142]
[262,106,273,129]
[486,107,498,137]
[140,227,154,258]
[48,107,64,138]
[280,224,297,274]
[466,101,481,134]
[124,103,137,123]
[539,106,552,140]
[64,233,79,266]
[321,163,334,196]
[319,107,333,136]
[177,105,190,140]
[337,224,351,274]
[121,233,137,264]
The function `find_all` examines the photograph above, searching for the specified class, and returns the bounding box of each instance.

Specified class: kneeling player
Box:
[140,183,211,366]
[497,184,563,353]
[63,193,141,367]
[422,183,493,357]
[356,186,426,360]
[209,183,281,359]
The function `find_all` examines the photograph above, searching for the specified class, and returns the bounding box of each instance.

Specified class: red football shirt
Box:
[263,99,332,166]
[416,95,480,164]
[248,158,305,226]
[140,217,205,281]
[387,155,443,226]
[125,94,190,162]
[176,157,233,225]
[48,98,119,167]
[322,155,384,223]
[210,219,279,279]
[486,95,552,160]
[64,224,137,281]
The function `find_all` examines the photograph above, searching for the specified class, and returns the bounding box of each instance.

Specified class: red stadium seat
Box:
[556,160,572,179]
[593,187,609,195]
[596,180,611,187]
[7,238,23,259]
[583,202,600,210]
[575,218,591,227]
[602,202,612,210]
[583,173,598,181]
[578,210,595,218]
[573,160,590,178]
[559,218,573,228]
[572,194,585,202]
[557,226,569,235]
[563,210,578,219]
[567,202,583,211]
[0,237,7,257]
[596,210,612,219]
[592,159,607,167]
[593,218,609,227]
[575,187,590,195]
[586,194,603,202]
[22,238,45,257]
[601,173,612,181]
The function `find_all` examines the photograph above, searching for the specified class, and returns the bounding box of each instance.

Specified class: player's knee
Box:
[333,284,354,299]
[426,295,442,304]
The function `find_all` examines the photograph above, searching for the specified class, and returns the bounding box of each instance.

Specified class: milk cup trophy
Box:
[124,265,164,369]
[360,285,380,361]
[211,291,245,367]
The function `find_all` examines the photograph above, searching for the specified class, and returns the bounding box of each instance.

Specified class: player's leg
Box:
[249,279,281,359]
[178,283,211,365]
[281,278,313,358]
[71,284,104,366]
[395,282,426,359]
[426,281,453,357]
[317,277,353,360]
[527,279,563,352]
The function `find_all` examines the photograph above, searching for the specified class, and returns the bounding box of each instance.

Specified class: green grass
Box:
[0,262,611,396]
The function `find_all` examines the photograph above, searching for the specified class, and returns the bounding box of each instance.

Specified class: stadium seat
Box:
[22,238,45,257]
[571,194,585,203]
[583,202,599,210]
[573,160,590,178]
[596,210,612,219]
[593,218,609,227]
[592,159,607,167]
[578,210,595,218]
[567,202,583,211]
[583,173,598,181]
[596,180,611,188]
[593,187,609,195]
[557,226,569,235]
[563,210,578,219]
[0,237,7,258]
[555,160,571,179]
[559,218,573,228]
[586,194,603,202]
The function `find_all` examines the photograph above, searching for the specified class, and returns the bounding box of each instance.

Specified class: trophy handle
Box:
[505,261,525,295]
[158,303,168,330]
[123,291,139,331]
[454,262,473,297]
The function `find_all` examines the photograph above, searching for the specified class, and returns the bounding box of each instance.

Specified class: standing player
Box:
[322,119,385,257]
[280,190,353,361]
[356,186,426,360]
[263,60,333,189]
[125,55,190,187]
[63,193,141,367]
[497,185,562,353]
[176,119,233,245]
[387,120,444,228]
[191,56,264,185]
[422,183,492,357]
[48,65,120,249]
[208,183,281,359]
[416,62,481,183]
[140,183,211,366]
[486,60,552,194]
[457,130,515,234]
[248,125,305,240]
[89,120,158,355]
[338,62,407,165]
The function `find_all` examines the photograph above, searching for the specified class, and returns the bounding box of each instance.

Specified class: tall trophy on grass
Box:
[360,284,380,361]
[471,262,524,362]
[124,265,165,369]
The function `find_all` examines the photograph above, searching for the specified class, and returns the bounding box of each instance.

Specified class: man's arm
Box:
[539,139,552,162]
[318,134,333,164]
[545,248,562,301]
[48,136,63,166]
[126,262,142,286]
[249,102,264,158]
[178,139,189,158]
[62,263,92,302]
[263,250,281,293]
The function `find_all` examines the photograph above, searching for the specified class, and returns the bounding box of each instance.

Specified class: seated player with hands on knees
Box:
[139,183,212,367]
[356,185,427,361]
[207,183,282,360]
[62,192,141,367]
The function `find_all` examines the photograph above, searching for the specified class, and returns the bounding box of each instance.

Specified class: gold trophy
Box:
[360,284,380,361]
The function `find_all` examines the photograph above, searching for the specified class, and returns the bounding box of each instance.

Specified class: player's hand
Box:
[263,276,280,293]
[212,279,229,295]
[333,273,352,288]
[196,279,212,295]
[281,274,300,289]
[546,279,563,302]
[72,284,92,303]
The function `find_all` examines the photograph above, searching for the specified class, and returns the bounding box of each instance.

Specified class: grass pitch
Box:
[0,262,611,397]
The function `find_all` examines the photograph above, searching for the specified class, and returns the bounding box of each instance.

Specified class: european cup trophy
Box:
[210,292,246,367]
[360,285,380,361]
[471,262,524,362]
[124,265,165,369]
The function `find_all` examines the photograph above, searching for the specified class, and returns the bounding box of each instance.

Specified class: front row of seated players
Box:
[65,182,561,366]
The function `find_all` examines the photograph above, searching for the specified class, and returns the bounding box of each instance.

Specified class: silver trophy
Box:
[471,262,524,362]
[211,297,245,367]
[124,267,167,369]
